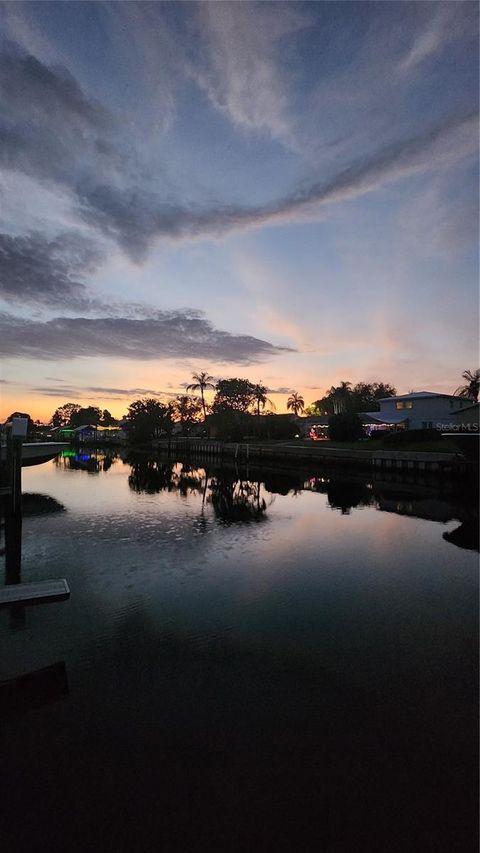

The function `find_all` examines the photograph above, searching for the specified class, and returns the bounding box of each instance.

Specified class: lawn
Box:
[277,438,462,454]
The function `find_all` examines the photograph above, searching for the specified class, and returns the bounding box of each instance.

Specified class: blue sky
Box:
[0,0,478,420]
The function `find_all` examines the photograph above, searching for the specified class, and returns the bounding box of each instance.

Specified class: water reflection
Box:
[128,458,177,493]
[443,518,479,551]
[127,457,270,523]
[2,450,477,852]
[56,450,118,473]
[208,475,269,524]
[0,661,68,719]
[326,480,373,514]
[50,449,478,550]
[22,493,66,516]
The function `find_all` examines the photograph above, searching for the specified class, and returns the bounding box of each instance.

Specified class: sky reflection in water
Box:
[0,452,477,852]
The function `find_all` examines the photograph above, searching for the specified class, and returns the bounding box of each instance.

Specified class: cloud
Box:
[0,231,103,309]
[0,309,292,363]
[0,38,477,261]
[398,3,470,74]
[265,386,290,395]
[190,2,307,144]
[72,108,478,258]
[0,43,117,185]
[31,384,178,401]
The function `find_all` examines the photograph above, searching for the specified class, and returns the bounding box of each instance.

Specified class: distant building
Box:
[297,392,477,438]
[450,402,479,433]
[363,392,475,432]
[50,424,126,442]
[294,415,329,439]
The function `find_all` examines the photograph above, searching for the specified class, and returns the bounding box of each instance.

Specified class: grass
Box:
[270,437,462,454]
[314,438,460,454]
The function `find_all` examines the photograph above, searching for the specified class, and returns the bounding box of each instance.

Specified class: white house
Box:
[364,392,475,431]
[450,402,479,432]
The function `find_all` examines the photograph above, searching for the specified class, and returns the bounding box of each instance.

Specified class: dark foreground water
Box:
[1,452,478,852]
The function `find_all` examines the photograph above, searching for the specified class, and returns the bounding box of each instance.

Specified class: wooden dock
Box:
[0,579,70,607]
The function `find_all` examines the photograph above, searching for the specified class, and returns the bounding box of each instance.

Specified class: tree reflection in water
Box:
[443,515,479,551]
[326,480,374,515]
[128,459,177,494]
[127,459,270,523]
[208,475,269,523]
[55,452,477,549]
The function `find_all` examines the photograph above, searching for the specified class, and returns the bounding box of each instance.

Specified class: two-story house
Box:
[364,392,475,431]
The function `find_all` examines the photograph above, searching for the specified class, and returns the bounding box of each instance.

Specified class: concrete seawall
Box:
[156,439,473,477]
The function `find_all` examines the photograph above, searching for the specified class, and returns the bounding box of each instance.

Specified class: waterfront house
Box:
[363,392,475,432]
[450,402,479,433]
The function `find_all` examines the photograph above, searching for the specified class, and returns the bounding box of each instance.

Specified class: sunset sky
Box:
[0,1,478,422]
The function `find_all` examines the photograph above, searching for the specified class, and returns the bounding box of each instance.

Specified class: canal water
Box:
[1,451,478,852]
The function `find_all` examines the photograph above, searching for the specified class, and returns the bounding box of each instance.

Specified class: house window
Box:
[395,401,413,410]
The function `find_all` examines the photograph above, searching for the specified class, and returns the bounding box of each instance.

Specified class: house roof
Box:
[377,391,475,402]
[450,402,479,416]
[362,412,409,424]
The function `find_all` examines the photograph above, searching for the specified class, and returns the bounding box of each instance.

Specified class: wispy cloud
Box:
[2,42,476,262]
[70,107,479,257]
[0,310,292,363]
[398,2,469,74]
[32,383,174,400]
[190,2,307,145]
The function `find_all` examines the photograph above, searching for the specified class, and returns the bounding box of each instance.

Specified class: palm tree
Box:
[186,371,215,421]
[287,391,305,417]
[454,369,480,401]
[328,381,352,414]
[252,383,276,417]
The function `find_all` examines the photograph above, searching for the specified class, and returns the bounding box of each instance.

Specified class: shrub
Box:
[255,415,298,441]
[382,428,440,446]
[328,412,364,442]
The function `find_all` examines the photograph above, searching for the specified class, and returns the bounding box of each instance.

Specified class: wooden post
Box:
[5,431,23,584]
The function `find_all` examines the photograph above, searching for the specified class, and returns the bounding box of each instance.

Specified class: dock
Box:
[0,579,70,607]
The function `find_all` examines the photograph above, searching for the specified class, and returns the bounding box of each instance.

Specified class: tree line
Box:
[4,367,478,442]
[43,373,400,444]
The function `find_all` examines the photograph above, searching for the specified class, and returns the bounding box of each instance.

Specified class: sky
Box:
[0,0,478,422]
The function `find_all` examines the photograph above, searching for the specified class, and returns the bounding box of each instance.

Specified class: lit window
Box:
[395,401,413,410]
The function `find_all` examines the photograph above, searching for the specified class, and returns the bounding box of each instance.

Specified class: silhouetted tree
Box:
[186,371,215,420]
[70,406,102,427]
[286,391,305,416]
[212,378,256,413]
[255,414,298,440]
[251,383,275,417]
[171,395,203,433]
[126,398,173,443]
[328,412,364,441]
[100,409,116,426]
[310,380,395,415]
[454,369,479,401]
[51,403,81,427]
[350,382,396,412]
[327,381,352,414]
